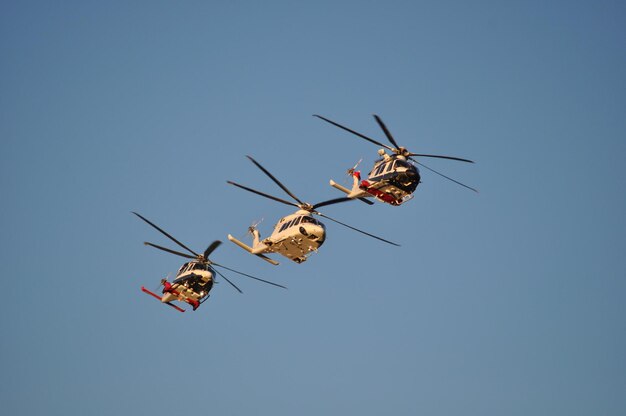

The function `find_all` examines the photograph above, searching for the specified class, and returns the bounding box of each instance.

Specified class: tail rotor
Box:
[347,158,362,177]
[156,274,170,292]
[242,218,263,240]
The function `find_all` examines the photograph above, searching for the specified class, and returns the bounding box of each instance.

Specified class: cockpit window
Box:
[301,216,320,225]
[192,263,207,271]
[396,160,410,169]
[370,161,387,176]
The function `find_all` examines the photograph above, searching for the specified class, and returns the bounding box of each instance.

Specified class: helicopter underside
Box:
[141,273,212,312]
[161,287,201,310]
[162,285,201,304]
[263,236,321,263]
[360,178,417,206]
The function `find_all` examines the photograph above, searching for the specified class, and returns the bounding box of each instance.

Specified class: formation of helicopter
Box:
[134,114,476,312]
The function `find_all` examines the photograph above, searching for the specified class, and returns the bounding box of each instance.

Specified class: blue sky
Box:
[1,1,625,415]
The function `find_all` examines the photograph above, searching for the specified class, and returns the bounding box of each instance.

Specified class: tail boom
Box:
[329,179,374,205]
[227,234,279,265]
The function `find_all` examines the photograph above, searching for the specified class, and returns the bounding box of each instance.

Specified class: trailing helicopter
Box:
[133,212,286,312]
[314,114,477,206]
[227,156,399,265]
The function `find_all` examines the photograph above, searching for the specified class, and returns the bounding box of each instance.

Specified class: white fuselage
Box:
[253,210,326,263]
[161,262,213,304]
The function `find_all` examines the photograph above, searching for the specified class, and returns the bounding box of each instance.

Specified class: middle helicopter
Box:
[314,114,477,206]
[227,156,399,265]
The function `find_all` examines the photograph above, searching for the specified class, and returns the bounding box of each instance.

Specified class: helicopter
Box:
[226,156,399,265]
[133,212,286,312]
[314,114,477,206]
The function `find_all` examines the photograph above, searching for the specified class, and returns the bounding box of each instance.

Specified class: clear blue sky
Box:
[1,1,625,415]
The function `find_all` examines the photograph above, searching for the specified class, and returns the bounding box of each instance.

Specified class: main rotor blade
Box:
[314,115,394,152]
[143,242,196,260]
[227,181,299,208]
[246,156,305,205]
[212,262,287,289]
[413,160,479,193]
[133,212,200,257]
[373,114,401,150]
[315,212,400,246]
[357,197,375,205]
[313,197,354,210]
[213,268,243,294]
[203,240,222,259]
[409,153,474,163]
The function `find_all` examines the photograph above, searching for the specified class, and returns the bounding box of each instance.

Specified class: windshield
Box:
[301,216,321,226]
[395,159,409,169]
[192,262,208,271]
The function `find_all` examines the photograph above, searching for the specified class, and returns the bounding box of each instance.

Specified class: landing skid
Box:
[141,286,185,313]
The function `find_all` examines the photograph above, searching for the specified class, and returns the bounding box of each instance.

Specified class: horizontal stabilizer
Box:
[227,234,253,252]
[141,286,185,313]
[329,179,351,195]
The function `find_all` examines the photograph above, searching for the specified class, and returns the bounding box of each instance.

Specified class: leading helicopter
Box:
[227,156,399,265]
[133,212,286,312]
[314,114,477,206]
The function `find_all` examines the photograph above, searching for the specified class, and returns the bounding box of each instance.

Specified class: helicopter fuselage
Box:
[259,210,327,263]
[160,261,214,308]
[361,155,420,205]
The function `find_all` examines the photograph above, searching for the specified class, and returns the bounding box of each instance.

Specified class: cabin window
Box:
[280,218,296,232]
[375,163,386,176]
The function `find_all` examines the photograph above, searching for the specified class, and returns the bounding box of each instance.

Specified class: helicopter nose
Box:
[300,224,315,237]
[304,225,325,243]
